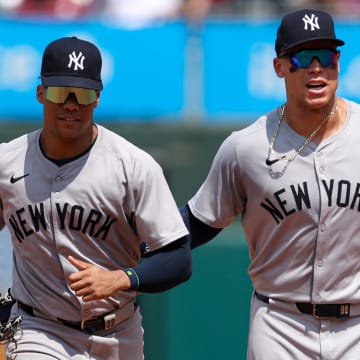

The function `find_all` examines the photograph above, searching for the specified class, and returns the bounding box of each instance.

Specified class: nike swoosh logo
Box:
[265,156,286,166]
[10,174,30,184]
[265,158,280,166]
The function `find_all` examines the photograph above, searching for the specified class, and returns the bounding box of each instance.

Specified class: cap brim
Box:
[280,38,345,54]
[41,76,103,90]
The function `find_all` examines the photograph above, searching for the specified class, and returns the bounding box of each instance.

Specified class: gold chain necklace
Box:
[267,103,338,178]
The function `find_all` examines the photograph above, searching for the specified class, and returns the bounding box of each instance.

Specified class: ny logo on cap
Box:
[68,51,85,71]
[302,13,320,31]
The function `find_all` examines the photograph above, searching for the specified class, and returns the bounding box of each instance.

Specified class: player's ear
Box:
[273,57,285,78]
[37,85,45,104]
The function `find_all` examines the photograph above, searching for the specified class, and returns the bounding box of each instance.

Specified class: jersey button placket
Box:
[312,151,327,300]
[53,176,63,198]
[51,173,65,258]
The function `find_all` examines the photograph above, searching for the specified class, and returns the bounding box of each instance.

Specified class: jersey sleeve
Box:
[188,133,245,228]
[130,153,188,252]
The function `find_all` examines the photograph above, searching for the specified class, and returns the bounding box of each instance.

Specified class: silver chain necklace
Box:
[267,103,338,178]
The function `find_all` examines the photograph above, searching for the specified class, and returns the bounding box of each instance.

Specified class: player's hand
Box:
[67,256,131,302]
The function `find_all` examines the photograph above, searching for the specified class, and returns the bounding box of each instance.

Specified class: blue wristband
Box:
[124,268,140,290]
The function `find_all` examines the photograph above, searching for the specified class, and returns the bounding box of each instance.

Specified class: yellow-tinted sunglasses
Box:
[45,86,97,105]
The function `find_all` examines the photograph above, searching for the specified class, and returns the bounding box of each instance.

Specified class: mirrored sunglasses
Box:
[45,87,97,105]
[284,49,339,69]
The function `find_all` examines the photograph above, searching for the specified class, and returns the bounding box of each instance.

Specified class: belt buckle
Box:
[80,318,98,334]
[312,304,327,319]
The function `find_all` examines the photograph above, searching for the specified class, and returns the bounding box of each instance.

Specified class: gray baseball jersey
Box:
[189,98,360,304]
[0,124,188,321]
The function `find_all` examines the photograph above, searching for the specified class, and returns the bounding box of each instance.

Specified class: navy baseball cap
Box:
[40,36,103,90]
[275,9,344,56]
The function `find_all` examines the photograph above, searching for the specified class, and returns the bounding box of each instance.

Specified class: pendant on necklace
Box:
[266,102,338,179]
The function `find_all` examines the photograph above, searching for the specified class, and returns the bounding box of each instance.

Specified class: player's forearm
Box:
[125,236,192,293]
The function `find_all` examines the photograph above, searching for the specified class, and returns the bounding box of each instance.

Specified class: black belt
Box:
[17,301,122,334]
[255,292,351,319]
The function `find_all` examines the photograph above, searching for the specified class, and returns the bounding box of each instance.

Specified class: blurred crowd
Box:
[0,0,359,25]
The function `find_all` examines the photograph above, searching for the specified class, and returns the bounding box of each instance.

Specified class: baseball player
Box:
[181,8,360,359]
[0,36,192,360]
